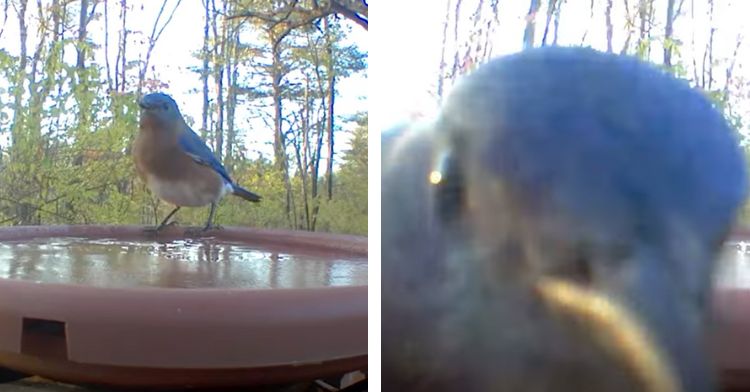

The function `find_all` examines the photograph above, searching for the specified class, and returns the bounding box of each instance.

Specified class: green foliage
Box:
[316,113,368,235]
[635,38,652,60]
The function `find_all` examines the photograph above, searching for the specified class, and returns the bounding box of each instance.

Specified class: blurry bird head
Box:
[138,92,183,127]
[383,46,748,392]
[435,46,747,301]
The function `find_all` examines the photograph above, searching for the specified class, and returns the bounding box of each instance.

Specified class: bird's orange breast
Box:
[133,124,225,206]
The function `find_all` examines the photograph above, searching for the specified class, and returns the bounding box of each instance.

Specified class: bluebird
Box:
[382,47,747,391]
[133,92,261,233]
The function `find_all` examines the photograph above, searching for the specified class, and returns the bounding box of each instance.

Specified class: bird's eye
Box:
[432,148,465,223]
[162,103,169,111]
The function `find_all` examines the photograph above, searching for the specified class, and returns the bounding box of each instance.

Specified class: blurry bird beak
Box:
[534,277,680,392]
[138,98,151,110]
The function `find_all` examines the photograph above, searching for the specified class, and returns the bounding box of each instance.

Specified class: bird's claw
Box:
[185,225,222,237]
[144,221,178,236]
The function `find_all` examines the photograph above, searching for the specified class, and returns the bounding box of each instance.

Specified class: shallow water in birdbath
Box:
[0,237,367,289]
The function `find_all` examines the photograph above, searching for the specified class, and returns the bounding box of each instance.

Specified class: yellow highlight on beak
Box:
[535,277,680,392]
[429,170,443,185]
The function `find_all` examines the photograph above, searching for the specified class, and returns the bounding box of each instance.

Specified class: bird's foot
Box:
[185,224,222,237]
[144,221,178,236]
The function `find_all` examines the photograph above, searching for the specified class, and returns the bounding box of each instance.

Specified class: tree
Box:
[317,113,367,235]
[523,0,541,49]
[229,0,368,30]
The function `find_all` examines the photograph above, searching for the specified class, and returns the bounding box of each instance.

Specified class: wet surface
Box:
[0,237,367,289]
[716,242,750,289]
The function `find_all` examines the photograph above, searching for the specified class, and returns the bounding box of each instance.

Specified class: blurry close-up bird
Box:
[133,92,262,233]
[382,46,748,392]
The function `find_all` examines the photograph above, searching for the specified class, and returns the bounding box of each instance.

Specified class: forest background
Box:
[0,0,368,235]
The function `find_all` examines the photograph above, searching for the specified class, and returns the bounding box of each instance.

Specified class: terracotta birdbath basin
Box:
[715,229,750,391]
[0,225,367,390]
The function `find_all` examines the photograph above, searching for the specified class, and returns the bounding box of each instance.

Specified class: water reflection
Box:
[0,237,367,289]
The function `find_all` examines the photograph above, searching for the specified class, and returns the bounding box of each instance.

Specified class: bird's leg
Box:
[158,206,181,229]
[202,202,219,231]
[185,203,221,237]
[145,206,181,234]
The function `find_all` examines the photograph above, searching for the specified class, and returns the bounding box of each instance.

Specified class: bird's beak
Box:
[138,98,151,110]
[534,277,681,392]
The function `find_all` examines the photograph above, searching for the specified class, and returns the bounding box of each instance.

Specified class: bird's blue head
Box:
[138,92,183,125]
[432,46,750,389]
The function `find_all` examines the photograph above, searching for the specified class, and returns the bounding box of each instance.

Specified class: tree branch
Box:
[227,0,367,30]
[330,1,367,30]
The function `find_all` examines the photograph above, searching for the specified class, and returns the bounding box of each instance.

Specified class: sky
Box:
[370,0,750,133]
[0,1,367,160]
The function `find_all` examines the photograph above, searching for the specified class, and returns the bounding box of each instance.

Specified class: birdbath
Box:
[714,229,750,390]
[0,225,367,390]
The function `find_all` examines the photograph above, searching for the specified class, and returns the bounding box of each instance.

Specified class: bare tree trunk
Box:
[29,0,45,83]
[292,129,307,230]
[324,17,336,201]
[637,0,654,59]
[553,0,562,45]
[76,0,89,70]
[706,0,715,90]
[487,0,501,58]
[480,12,495,62]
[211,12,226,159]
[450,0,463,80]
[605,0,613,52]
[104,0,113,91]
[523,0,541,49]
[26,0,47,143]
[311,115,324,231]
[663,0,675,66]
[325,76,335,201]
[723,34,744,104]
[0,0,9,40]
[621,0,633,54]
[116,0,128,92]
[308,32,328,232]
[10,0,38,225]
[541,0,556,47]
[466,0,484,72]
[638,0,648,41]
[689,0,700,83]
[75,0,98,130]
[53,2,67,133]
[29,0,61,139]
[201,0,210,140]
[436,0,451,102]
[225,50,236,164]
[271,41,294,227]
[225,3,238,164]
[580,0,595,45]
[10,0,28,148]
[210,0,224,160]
[300,80,312,230]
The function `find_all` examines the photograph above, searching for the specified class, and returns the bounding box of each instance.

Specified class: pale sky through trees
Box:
[373,0,750,137]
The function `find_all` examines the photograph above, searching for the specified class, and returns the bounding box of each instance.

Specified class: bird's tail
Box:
[232,184,262,202]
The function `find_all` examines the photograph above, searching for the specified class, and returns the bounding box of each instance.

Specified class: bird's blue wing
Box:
[178,127,233,184]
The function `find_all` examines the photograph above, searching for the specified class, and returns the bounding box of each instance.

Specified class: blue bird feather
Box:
[178,128,261,202]
[178,127,233,185]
